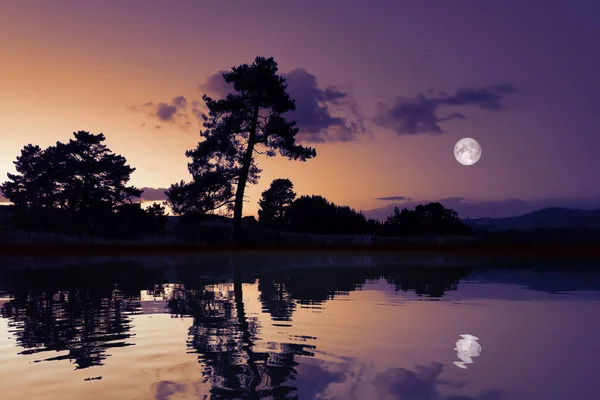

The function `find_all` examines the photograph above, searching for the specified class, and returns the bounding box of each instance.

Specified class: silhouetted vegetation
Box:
[382,202,472,236]
[165,57,316,242]
[285,195,372,235]
[258,178,296,228]
[0,56,592,247]
[0,262,165,369]
[0,131,167,238]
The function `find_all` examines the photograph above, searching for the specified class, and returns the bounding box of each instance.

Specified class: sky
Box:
[1,0,599,218]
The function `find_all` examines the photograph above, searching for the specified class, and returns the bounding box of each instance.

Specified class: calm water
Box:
[0,253,599,400]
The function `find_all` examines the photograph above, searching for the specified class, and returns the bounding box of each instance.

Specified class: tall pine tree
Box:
[167,57,316,241]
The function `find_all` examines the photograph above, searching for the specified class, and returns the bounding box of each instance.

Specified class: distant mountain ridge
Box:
[462,207,600,231]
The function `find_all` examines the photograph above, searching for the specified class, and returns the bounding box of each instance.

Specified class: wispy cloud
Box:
[373,84,517,135]
[375,195,412,201]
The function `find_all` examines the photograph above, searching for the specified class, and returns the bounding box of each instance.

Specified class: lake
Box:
[0,253,598,399]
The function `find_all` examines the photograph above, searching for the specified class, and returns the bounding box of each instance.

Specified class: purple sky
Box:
[2,0,599,218]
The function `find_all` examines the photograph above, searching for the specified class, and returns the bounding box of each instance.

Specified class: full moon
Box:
[454,137,482,166]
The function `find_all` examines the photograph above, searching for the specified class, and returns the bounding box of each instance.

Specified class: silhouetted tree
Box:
[0,144,56,208]
[166,261,313,399]
[258,178,296,227]
[0,263,163,369]
[286,195,370,234]
[0,131,170,236]
[166,57,316,242]
[1,131,141,212]
[385,202,472,236]
[114,202,168,237]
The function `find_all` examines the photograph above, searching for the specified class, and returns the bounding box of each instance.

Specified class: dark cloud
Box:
[155,103,178,121]
[374,94,445,134]
[312,361,506,400]
[438,112,467,122]
[374,84,517,135]
[139,187,168,201]
[198,70,233,98]
[364,197,600,220]
[438,87,508,111]
[284,68,365,142]
[369,363,504,400]
[131,95,190,128]
[197,67,366,143]
[376,196,412,201]
[171,95,188,109]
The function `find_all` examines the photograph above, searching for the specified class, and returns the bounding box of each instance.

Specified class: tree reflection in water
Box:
[166,261,471,399]
[0,256,472,398]
[0,263,162,369]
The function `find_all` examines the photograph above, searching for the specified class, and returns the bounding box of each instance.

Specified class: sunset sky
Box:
[2,0,599,218]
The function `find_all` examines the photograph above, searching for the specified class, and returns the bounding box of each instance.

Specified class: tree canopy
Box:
[385,202,472,236]
[1,131,141,212]
[0,131,167,237]
[286,195,371,235]
[166,56,316,241]
[258,178,296,227]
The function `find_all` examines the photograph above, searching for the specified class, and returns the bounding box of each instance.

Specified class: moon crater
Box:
[454,138,482,166]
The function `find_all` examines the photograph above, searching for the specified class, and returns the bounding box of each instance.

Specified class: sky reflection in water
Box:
[0,254,599,400]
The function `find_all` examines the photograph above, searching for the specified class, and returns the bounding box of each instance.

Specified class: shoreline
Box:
[1,242,600,258]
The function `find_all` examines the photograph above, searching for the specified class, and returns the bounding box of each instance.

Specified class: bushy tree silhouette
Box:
[0,131,167,236]
[385,202,471,236]
[258,178,296,227]
[166,57,316,242]
[1,131,141,211]
[286,195,371,234]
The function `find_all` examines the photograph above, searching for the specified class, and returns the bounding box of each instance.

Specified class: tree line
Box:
[257,178,470,236]
[0,56,470,240]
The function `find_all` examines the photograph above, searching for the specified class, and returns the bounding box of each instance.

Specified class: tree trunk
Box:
[231,105,260,243]
[232,262,261,395]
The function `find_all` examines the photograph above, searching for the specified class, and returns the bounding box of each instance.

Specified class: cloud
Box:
[373,84,517,135]
[438,112,467,122]
[130,96,190,127]
[437,86,515,111]
[364,197,600,220]
[155,103,178,121]
[197,67,366,143]
[376,196,412,201]
[197,71,233,98]
[314,360,506,400]
[139,187,168,201]
[374,94,446,134]
[171,95,188,109]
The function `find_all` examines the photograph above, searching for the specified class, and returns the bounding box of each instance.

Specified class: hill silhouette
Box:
[463,207,600,231]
